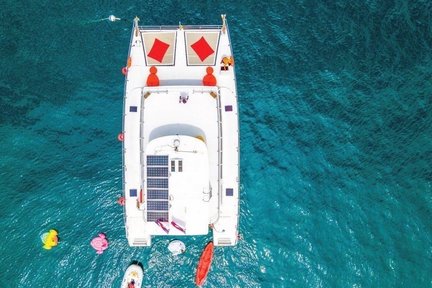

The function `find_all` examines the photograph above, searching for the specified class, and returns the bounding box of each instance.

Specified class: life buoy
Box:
[121,67,128,75]
[117,196,125,206]
[117,132,124,142]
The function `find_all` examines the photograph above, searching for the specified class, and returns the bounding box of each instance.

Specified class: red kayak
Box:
[195,242,214,286]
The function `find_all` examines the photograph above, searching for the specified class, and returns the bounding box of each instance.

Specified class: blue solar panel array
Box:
[147,201,169,211]
[148,190,169,199]
[146,155,169,222]
[147,178,168,188]
[147,155,168,166]
[147,167,168,177]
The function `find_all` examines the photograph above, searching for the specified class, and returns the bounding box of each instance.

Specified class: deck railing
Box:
[139,88,146,216]
[226,21,241,232]
[121,21,137,240]
[138,25,222,31]
[216,88,223,222]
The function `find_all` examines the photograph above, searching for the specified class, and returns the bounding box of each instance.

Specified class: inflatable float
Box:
[195,241,214,286]
[168,240,186,256]
[120,263,144,288]
[41,229,58,250]
[90,233,109,254]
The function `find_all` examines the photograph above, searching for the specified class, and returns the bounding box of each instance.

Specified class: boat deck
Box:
[122,17,239,247]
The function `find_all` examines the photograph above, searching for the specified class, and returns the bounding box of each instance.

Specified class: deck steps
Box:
[132,238,151,246]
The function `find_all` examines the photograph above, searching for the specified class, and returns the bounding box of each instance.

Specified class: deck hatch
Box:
[129,189,137,197]
[130,106,138,112]
[226,188,233,196]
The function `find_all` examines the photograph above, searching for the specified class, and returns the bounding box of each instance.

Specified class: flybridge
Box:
[122,15,239,247]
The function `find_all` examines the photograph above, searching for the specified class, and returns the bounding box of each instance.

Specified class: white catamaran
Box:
[121,15,239,247]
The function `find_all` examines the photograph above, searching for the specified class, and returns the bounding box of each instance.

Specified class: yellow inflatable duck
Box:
[42,229,58,250]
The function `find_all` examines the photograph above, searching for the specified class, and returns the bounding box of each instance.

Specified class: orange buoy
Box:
[121,67,128,75]
[127,57,132,68]
[146,66,159,86]
[117,132,124,142]
[203,66,217,86]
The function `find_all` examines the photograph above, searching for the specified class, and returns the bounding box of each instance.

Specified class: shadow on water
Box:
[129,260,144,270]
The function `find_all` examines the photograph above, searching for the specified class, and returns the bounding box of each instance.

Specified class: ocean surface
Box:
[1,0,432,287]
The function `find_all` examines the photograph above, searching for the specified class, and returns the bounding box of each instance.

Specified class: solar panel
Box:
[148,190,169,200]
[147,200,169,211]
[147,211,168,222]
[147,155,168,166]
[147,178,168,188]
[146,155,170,220]
[147,167,168,177]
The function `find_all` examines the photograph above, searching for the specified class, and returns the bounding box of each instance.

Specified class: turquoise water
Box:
[1,1,432,287]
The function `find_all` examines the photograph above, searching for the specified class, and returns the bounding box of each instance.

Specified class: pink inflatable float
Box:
[90,233,109,254]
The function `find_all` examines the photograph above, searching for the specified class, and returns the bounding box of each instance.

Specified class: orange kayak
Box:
[195,242,214,286]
